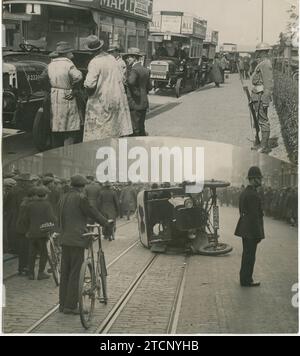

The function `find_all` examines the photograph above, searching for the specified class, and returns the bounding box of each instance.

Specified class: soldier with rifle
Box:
[250,43,274,154]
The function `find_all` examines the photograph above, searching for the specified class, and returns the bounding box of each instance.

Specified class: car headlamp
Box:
[179,66,185,72]
[184,197,194,209]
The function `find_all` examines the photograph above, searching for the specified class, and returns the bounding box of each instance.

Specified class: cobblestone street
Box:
[3,207,298,334]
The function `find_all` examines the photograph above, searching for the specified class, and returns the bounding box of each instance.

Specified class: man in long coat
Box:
[97,182,120,240]
[47,42,83,147]
[235,166,265,287]
[83,36,133,141]
[120,182,137,220]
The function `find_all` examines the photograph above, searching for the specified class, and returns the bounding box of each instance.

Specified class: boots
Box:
[258,131,271,154]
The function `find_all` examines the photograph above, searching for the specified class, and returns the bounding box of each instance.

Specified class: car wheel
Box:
[198,242,233,256]
[32,107,51,152]
[175,78,183,98]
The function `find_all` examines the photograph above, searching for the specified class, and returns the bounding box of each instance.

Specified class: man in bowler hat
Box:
[235,166,265,287]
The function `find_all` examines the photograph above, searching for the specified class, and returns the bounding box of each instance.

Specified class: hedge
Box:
[273,70,298,164]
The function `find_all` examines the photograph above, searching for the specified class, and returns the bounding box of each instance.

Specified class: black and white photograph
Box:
[1,0,299,337]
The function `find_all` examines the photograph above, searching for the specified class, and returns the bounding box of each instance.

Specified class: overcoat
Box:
[235,185,265,240]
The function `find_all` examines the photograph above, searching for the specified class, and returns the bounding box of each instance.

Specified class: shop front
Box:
[2,0,153,52]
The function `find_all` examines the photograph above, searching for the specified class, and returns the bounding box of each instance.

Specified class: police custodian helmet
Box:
[247,166,263,179]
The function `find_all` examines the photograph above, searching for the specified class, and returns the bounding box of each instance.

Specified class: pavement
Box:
[147,74,289,162]
[2,74,290,166]
[2,209,298,334]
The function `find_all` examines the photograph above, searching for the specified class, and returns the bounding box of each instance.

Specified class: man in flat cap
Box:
[58,174,113,315]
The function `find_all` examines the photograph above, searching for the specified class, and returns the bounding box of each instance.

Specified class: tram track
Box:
[95,254,158,334]
[94,254,189,335]
[24,238,140,333]
[3,220,134,282]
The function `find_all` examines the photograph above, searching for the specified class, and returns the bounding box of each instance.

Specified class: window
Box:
[3,21,22,50]
[127,21,137,49]
[100,16,113,49]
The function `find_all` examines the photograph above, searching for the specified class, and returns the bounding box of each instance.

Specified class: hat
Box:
[3,172,16,179]
[56,42,74,54]
[35,185,50,197]
[44,172,54,178]
[123,47,145,58]
[84,35,105,51]
[4,178,17,187]
[42,176,54,185]
[256,42,271,51]
[71,174,88,187]
[108,45,120,53]
[247,166,263,179]
[15,173,32,181]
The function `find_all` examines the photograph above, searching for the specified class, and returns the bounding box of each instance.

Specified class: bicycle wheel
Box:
[98,251,108,304]
[47,239,60,286]
[78,261,95,329]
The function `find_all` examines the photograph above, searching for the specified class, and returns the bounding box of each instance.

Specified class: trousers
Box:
[240,238,259,285]
[59,245,84,310]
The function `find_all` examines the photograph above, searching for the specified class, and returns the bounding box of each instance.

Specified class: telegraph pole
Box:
[261,0,264,42]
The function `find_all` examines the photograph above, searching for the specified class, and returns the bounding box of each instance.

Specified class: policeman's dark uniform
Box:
[235,167,265,286]
[58,175,109,313]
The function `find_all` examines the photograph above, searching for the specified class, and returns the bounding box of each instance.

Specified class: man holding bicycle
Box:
[58,174,113,315]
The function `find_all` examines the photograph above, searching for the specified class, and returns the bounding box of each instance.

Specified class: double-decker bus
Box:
[2,0,153,53]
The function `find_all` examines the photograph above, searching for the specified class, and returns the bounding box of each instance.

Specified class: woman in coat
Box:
[83,36,133,141]
[210,54,223,87]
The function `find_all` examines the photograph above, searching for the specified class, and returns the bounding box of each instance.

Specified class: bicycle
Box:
[40,222,61,286]
[78,224,108,329]
[46,231,61,286]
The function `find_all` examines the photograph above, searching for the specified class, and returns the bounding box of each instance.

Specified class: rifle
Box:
[243,85,261,146]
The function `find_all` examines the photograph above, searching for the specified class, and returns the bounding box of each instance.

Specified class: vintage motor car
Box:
[2,46,50,132]
[150,55,200,98]
[137,181,233,256]
[2,45,92,151]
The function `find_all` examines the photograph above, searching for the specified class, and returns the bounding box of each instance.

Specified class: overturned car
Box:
[137,180,233,256]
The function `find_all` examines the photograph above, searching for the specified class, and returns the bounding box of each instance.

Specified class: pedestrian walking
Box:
[46,42,83,147]
[210,54,223,87]
[120,182,137,220]
[83,35,133,141]
[58,174,112,315]
[251,42,274,153]
[235,167,265,287]
[124,47,152,136]
[97,181,120,240]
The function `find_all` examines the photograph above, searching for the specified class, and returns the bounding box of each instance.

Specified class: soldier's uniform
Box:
[235,167,265,287]
[251,43,274,153]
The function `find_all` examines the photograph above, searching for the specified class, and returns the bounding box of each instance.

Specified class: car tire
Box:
[198,242,233,256]
[32,107,51,152]
[175,78,183,98]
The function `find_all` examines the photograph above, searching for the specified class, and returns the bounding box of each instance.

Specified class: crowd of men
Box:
[219,185,298,226]
[41,36,152,149]
[3,170,144,261]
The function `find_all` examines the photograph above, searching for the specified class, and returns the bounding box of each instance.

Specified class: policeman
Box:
[251,43,274,153]
[58,174,113,314]
[235,167,265,287]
